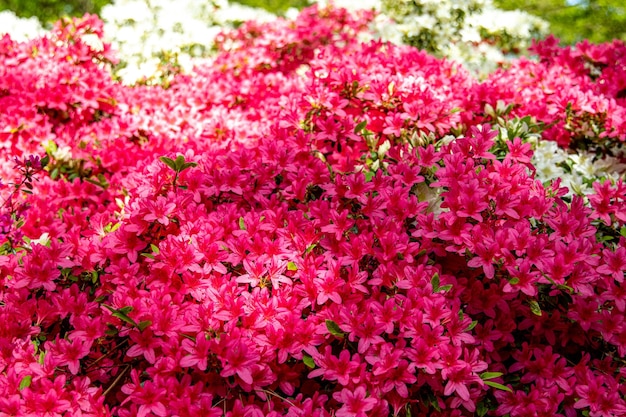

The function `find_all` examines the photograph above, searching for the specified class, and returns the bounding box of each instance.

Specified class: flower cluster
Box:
[323,0,549,75]
[1,4,626,417]
[531,139,626,196]
[1,0,549,82]
[0,10,45,42]
[480,36,626,148]
[100,0,276,84]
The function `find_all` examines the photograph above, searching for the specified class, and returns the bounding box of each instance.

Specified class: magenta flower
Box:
[143,196,176,226]
[53,337,92,375]
[219,333,258,385]
[121,371,168,417]
[333,386,377,417]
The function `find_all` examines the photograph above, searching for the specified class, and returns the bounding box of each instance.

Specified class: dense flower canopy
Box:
[1,3,626,417]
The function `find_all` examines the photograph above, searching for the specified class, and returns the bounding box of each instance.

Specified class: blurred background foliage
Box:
[0,0,109,23]
[0,0,624,44]
[494,0,626,44]
[234,0,308,15]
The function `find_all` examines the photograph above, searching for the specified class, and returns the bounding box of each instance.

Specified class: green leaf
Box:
[302,354,315,369]
[19,375,32,390]
[287,261,298,271]
[119,306,133,315]
[431,273,440,292]
[97,173,109,188]
[150,244,160,255]
[477,401,489,417]
[137,320,152,331]
[480,372,503,380]
[103,305,138,327]
[159,156,177,171]
[181,161,198,171]
[556,283,574,293]
[508,277,520,285]
[305,243,317,255]
[174,155,186,171]
[354,120,367,134]
[620,226,626,238]
[429,395,441,412]
[528,300,542,316]
[238,217,246,230]
[465,320,478,331]
[44,140,57,154]
[325,319,345,338]
[105,325,119,336]
[484,380,512,392]
[438,284,452,292]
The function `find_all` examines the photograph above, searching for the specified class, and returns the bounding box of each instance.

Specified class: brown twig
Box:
[102,364,130,397]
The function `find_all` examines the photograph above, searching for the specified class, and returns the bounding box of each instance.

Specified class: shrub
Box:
[1,5,625,417]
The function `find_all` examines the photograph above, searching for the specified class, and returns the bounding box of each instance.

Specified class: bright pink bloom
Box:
[333,386,377,417]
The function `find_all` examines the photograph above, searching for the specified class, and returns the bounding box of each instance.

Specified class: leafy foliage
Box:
[495,0,626,44]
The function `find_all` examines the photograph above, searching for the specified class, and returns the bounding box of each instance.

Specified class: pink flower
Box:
[442,363,474,402]
[54,337,92,375]
[219,333,258,385]
[320,209,353,241]
[597,246,626,282]
[180,333,212,371]
[333,386,377,417]
[126,329,159,364]
[143,196,176,226]
[308,347,360,386]
[236,259,266,288]
[121,371,168,417]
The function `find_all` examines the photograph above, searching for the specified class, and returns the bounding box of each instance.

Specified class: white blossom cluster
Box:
[101,0,276,84]
[320,0,549,76]
[0,10,45,42]
[1,0,548,81]
[531,139,626,197]
[0,2,275,84]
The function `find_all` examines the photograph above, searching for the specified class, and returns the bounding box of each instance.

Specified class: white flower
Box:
[313,0,549,76]
[81,33,105,52]
[531,139,626,197]
[52,146,73,163]
[0,10,45,42]
[101,0,277,84]
[30,232,50,248]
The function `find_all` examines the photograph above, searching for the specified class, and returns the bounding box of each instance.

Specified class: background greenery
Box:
[494,0,626,44]
[234,0,308,15]
[1,0,624,44]
[0,0,109,23]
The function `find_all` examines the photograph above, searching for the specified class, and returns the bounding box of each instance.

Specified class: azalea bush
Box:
[99,0,276,84]
[1,0,550,82]
[1,4,626,417]
[321,0,549,75]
